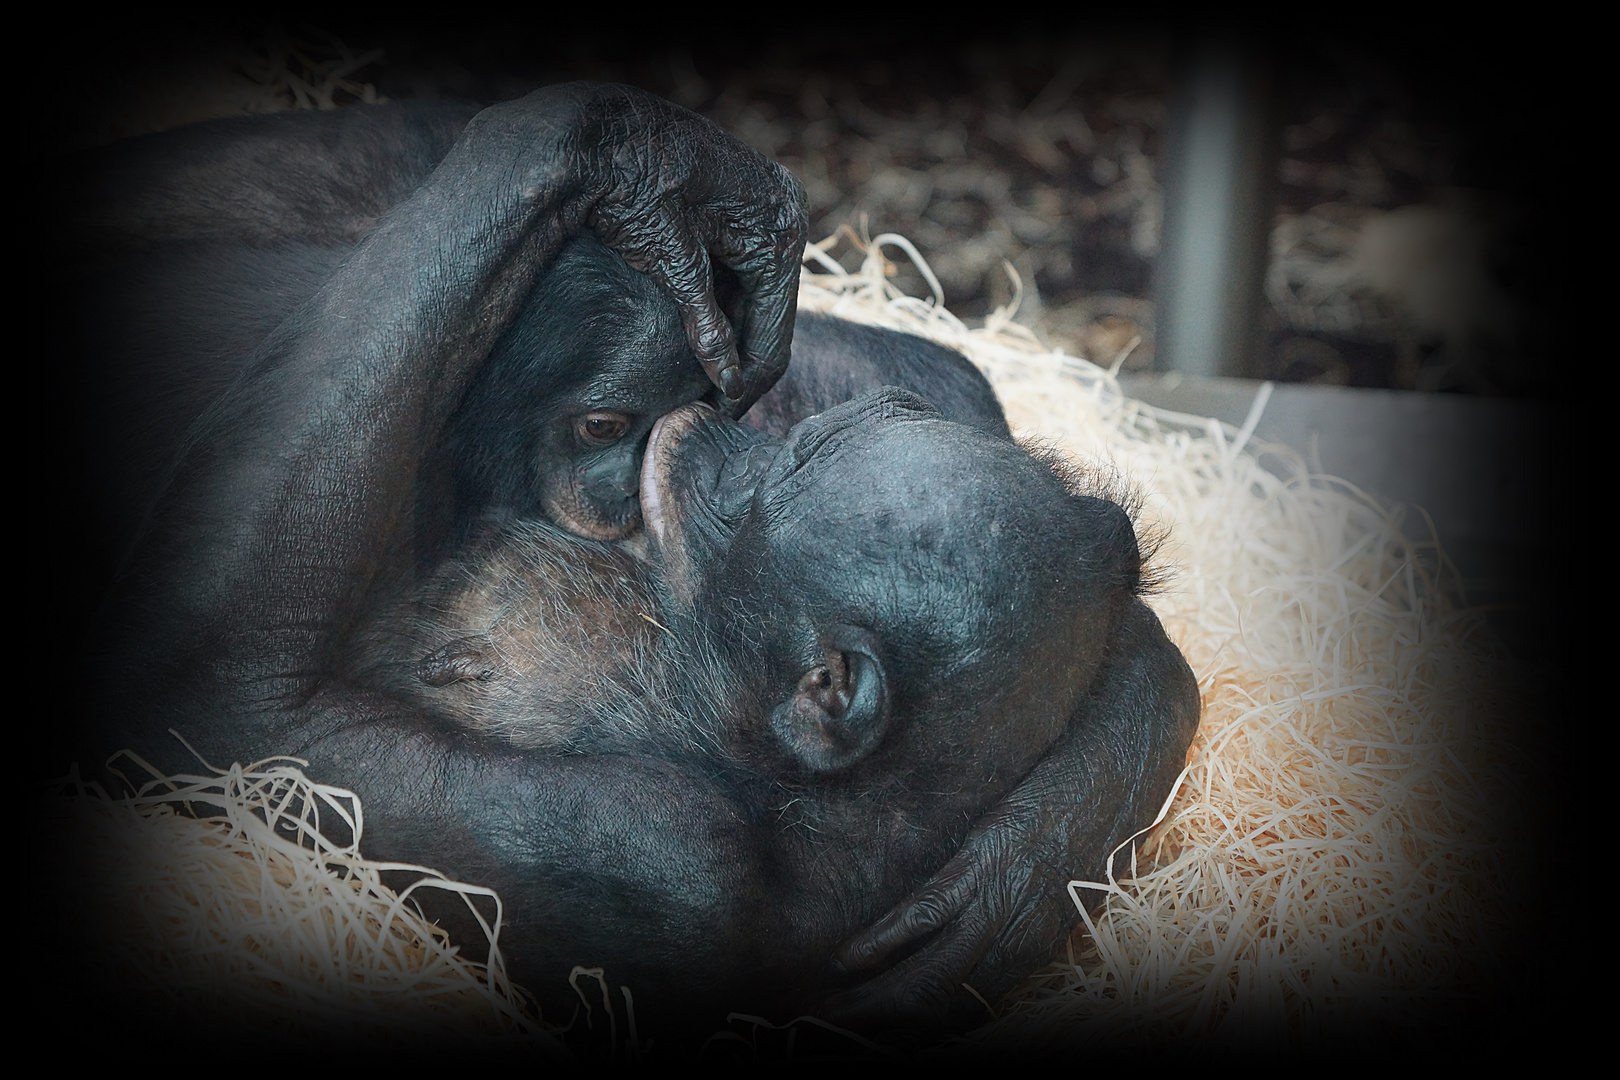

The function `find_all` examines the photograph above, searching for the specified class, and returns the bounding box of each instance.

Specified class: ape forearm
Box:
[291,697,795,1017]
[951,599,1200,996]
[1017,597,1200,881]
[102,675,790,1017]
[63,103,478,262]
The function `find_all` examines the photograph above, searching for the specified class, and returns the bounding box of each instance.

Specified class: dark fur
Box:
[58,92,1198,1044]
[333,392,1171,1035]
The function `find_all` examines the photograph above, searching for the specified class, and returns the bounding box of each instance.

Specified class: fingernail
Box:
[720,364,744,400]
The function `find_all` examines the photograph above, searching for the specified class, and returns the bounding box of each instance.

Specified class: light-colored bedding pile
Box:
[43,752,564,1051]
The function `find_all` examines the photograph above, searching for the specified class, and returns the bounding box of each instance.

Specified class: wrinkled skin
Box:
[61,88,1199,1034]
[63,85,806,409]
[318,389,1199,1036]
[62,85,806,567]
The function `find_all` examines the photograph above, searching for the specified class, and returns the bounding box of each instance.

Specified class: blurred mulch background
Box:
[44,22,1563,399]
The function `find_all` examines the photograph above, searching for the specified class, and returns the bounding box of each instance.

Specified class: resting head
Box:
[642,388,1145,786]
[450,235,714,541]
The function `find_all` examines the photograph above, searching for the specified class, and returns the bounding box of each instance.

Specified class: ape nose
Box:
[582,455,642,500]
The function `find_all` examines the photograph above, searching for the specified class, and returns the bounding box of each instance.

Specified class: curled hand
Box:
[487,83,808,415]
[821,795,1101,1032]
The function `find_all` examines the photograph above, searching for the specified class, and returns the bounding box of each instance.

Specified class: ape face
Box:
[394,385,1145,786]
[451,236,715,540]
[643,388,1144,780]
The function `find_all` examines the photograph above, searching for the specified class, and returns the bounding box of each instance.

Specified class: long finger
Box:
[832,864,978,975]
[710,249,799,417]
[961,888,1080,1005]
[820,914,1000,1031]
[591,199,742,402]
[708,183,808,416]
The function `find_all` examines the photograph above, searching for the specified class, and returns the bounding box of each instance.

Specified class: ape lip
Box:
[640,414,670,543]
[640,403,716,544]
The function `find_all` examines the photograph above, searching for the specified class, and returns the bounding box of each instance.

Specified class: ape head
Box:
[642,388,1145,786]
[450,236,714,541]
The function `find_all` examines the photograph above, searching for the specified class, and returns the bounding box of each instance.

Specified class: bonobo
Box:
[64,86,1199,1031]
[305,388,1195,1031]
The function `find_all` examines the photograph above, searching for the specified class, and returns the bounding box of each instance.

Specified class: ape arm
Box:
[87,85,812,1025]
[67,88,807,413]
[98,84,804,758]
[822,597,1200,1028]
[64,102,480,259]
[290,698,792,1023]
[97,97,585,748]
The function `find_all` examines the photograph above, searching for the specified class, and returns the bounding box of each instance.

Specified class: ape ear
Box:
[769,625,889,772]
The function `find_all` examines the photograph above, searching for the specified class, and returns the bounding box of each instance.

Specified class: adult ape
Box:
[64,88,1196,1028]
[108,368,1197,1036]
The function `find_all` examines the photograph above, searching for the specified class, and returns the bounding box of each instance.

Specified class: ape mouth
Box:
[641,390,950,559]
[639,403,780,581]
[639,403,711,547]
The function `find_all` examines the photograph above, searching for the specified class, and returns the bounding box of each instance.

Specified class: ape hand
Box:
[822,599,1200,1031]
[821,792,1087,1030]
[477,83,808,415]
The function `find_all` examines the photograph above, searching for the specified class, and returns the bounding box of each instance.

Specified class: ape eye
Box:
[576,411,631,446]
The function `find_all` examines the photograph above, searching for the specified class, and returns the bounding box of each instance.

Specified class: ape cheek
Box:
[539,464,642,541]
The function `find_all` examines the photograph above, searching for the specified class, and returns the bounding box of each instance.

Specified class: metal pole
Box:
[1155,36,1278,379]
